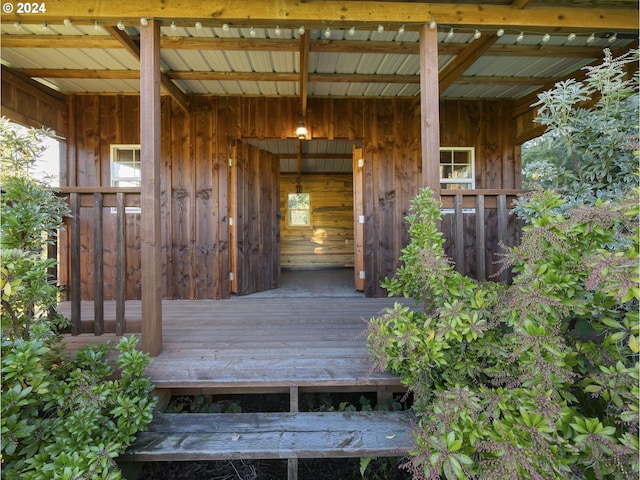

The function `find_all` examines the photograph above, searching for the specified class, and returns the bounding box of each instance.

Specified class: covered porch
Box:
[1,1,637,360]
[59,291,408,401]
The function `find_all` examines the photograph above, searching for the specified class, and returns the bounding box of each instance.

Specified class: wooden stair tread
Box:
[145,358,403,389]
[121,411,415,461]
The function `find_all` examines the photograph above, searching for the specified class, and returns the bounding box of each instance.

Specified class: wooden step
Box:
[120,411,415,462]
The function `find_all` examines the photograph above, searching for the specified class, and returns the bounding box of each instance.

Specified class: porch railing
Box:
[53,187,525,335]
[440,190,526,282]
[56,187,140,336]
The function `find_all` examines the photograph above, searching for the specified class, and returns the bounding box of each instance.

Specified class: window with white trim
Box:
[111,144,141,187]
[110,144,141,213]
[440,147,475,190]
[287,193,311,226]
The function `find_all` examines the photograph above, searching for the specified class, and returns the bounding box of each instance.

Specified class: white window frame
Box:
[440,147,476,214]
[439,147,475,190]
[287,192,312,227]
[110,144,141,213]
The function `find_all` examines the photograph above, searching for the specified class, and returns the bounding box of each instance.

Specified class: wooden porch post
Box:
[140,19,162,356]
[419,25,441,197]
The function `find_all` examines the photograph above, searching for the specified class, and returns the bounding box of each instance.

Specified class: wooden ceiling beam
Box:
[2,34,616,60]
[439,33,499,94]
[162,37,298,52]
[0,34,123,48]
[18,69,141,79]
[12,68,575,88]
[105,26,190,113]
[299,31,310,120]
[1,1,637,31]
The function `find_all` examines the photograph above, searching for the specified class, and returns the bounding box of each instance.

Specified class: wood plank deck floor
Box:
[59,297,411,393]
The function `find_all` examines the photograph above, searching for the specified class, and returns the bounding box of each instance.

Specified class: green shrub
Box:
[521,49,638,206]
[0,119,156,479]
[367,52,639,479]
[368,188,638,480]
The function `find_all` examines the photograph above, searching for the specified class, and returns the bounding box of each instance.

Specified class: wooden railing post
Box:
[46,236,58,320]
[497,194,509,283]
[454,194,465,275]
[93,193,104,335]
[115,192,126,335]
[70,192,81,335]
[475,194,486,280]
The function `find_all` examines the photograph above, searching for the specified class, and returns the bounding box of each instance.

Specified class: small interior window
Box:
[439,147,475,190]
[287,193,311,226]
[110,144,141,213]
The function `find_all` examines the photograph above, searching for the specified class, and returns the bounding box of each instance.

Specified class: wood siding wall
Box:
[280,174,354,269]
[0,66,67,135]
[233,142,280,295]
[62,95,519,299]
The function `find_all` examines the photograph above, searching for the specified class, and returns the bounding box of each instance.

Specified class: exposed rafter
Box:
[439,34,499,94]
[14,68,569,90]
[105,26,190,113]
[299,31,310,120]
[1,1,637,31]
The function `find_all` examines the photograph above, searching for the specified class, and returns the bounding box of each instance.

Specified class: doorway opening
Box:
[242,139,363,297]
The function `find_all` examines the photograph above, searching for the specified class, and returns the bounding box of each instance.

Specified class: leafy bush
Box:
[0,119,156,478]
[368,188,638,480]
[367,52,639,479]
[521,49,638,206]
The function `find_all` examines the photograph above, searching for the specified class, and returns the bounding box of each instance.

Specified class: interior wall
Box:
[280,173,354,269]
[62,94,519,299]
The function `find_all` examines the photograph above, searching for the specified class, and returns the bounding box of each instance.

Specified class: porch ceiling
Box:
[0,1,637,104]
[247,139,360,174]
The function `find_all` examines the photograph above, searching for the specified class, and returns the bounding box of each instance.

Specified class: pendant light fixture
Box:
[295,115,308,140]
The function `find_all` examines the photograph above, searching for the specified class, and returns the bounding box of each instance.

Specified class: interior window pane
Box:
[288,193,309,209]
[454,151,469,164]
[440,148,474,190]
[452,165,471,178]
[289,210,310,226]
[117,149,134,163]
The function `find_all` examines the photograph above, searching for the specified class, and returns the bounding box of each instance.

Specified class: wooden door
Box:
[229,141,280,295]
[353,146,365,291]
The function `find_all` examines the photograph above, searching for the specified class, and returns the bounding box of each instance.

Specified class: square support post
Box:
[140,19,162,356]
[419,25,441,197]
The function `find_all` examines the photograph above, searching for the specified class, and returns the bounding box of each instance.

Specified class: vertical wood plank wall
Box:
[234,141,280,295]
[0,66,67,134]
[64,96,518,299]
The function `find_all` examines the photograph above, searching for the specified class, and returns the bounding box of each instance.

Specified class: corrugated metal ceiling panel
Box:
[443,83,537,99]
[466,56,593,78]
[246,139,358,173]
[2,22,634,99]
[34,78,141,93]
